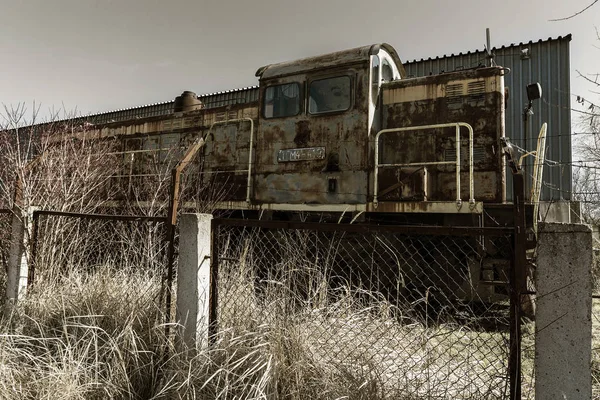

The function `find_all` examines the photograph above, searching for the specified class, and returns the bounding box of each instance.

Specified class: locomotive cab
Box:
[253,44,403,207]
[252,43,507,223]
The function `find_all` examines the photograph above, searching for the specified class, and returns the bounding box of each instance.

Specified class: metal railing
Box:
[373,122,474,207]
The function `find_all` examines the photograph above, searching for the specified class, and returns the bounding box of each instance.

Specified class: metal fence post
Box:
[28,210,40,288]
[510,171,526,399]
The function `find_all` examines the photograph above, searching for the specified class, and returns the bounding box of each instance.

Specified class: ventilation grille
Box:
[446,84,464,97]
[444,146,486,162]
[446,83,464,107]
[468,81,486,102]
[215,111,239,121]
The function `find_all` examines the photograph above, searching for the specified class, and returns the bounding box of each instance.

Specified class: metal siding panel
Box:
[561,40,572,199]
[404,36,571,201]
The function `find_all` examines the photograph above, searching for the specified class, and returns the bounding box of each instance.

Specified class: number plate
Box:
[277,147,326,162]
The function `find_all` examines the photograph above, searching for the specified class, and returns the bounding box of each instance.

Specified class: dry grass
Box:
[0,266,165,400]
[0,256,515,400]
[189,265,510,400]
[0,220,521,400]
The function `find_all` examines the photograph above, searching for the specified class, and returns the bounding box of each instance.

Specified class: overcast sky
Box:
[1,0,599,120]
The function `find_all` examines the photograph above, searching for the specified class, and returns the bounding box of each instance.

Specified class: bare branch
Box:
[577,70,600,88]
[549,0,599,21]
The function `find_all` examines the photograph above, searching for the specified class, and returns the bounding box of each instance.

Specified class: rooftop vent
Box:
[174,91,204,112]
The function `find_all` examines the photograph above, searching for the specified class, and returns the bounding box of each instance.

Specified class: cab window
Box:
[382,58,394,82]
[371,55,380,104]
[309,76,351,114]
[264,83,301,118]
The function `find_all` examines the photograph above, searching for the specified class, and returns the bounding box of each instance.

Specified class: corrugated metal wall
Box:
[404,35,572,201]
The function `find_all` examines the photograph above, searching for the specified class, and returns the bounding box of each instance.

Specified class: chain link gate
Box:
[29,210,169,322]
[209,219,518,399]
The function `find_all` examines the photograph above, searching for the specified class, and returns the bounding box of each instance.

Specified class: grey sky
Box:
[1,0,599,120]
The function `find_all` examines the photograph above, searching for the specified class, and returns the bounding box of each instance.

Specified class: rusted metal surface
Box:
[34,43,518,221]
[52,103,258,141]
[254,50,372,206]
[405,35,572,202]
[174,91,203,112]
[374,123,475,206]
[381,67,506,204]
[256,44,404,80]
[202,200,484,214]
[365,200,483,214]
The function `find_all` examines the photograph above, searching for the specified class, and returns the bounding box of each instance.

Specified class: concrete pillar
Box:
[536,222,592,399]
[176,213,212,350]
[4,206,34,316]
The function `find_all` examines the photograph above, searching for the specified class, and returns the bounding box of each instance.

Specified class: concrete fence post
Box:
[4,206,35,316]
[176,213,213,351]
[536,222,592,399]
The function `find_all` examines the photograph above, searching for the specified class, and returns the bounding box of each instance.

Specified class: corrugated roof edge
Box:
[90,85,260,119]
[404,34,572,64]
[27,85,260,127]
[197,85,259,99]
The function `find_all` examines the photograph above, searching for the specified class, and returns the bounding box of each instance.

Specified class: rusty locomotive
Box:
[85,43,518,220]
[69,43,540,303]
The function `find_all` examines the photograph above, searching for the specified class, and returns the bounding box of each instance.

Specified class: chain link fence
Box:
[210,219,515,399]
[30,211,169,317]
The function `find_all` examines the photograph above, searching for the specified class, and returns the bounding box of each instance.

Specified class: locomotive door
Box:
[255,71,371,206]
[199,118,254,203]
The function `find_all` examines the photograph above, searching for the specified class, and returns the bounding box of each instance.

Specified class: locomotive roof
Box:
[255,43,404,80]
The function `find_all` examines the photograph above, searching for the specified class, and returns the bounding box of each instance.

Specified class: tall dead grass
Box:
[0,266,165,399]
[0,249,513,400]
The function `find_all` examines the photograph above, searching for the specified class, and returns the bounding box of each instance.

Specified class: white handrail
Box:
[373,122,474,207]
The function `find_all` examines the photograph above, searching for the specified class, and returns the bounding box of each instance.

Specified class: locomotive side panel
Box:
[65,103,260,204]
[202,120,254,202]
[380,68,506,203]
